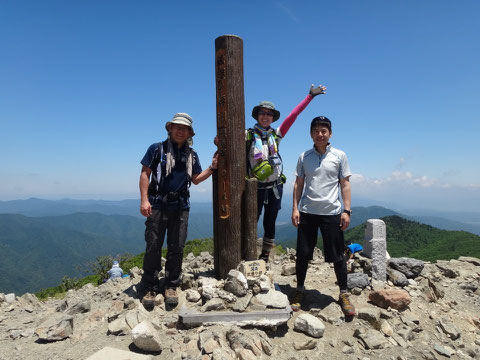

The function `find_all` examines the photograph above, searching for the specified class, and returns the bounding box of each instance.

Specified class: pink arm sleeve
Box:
[277,94,313,137]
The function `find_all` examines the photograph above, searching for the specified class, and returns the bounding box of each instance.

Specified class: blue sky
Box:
[1,1,479,211]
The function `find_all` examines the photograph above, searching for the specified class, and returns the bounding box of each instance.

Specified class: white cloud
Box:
[273,1,298,22]
[351,171,439,188]
[349,170,480,211]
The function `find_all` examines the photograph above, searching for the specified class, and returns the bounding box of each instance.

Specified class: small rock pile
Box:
[0,250,480,360]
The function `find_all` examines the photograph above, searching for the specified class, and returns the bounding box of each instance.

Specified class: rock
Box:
[5,293,16,303]
[388,257,424,279]
[150,294,162,308]
[293,339,318,350]
[185,252,196,261]
[18,293,43,310]
[436,260,460,278]
[357,307,381,323]
[416,277,444,302]
[212,348,235,360]
[251,283,261,295]
[107,299,125,321]
[108,315,130,335]
[217,289,237,303]
[35,313,73,341]
[235,348,256,360]
[347,273,370,289]
[199,251,214,262]
[369,289,411,310]
[387,268,409,287]
[86,346,153,360]
[201,298,226,312]
[198,277,219,300]
[258,275,271,292]
[228,270,248,289]
[281,263,296,276]
[232,293,253,312]
[458,256,480,266]
[131,321,162,352]
[437,318,461,340]
[379,319,393,336]
[124,309,140,329]
[354,328,386,349]
[254,289,289,309]
[311,301,344,324]
[397,326,414,341]
[186,289,202,302]
[294,313,326,338]
[199,331,222,354]
[224,278,248,297]
[434,344,456,357]
[0,293,5,304]
[342,344,355,354]
[226,328,263,356]
[66,299,91,314]
[181,273,195,290]
[351,287,363,295]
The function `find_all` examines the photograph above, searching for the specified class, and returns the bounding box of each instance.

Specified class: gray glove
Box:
[309,84,327,97]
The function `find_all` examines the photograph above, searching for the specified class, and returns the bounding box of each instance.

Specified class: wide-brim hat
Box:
[165,112,195,136]
[251,101,281,122]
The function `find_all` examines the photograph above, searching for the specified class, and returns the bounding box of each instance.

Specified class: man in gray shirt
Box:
[291,116,355,316]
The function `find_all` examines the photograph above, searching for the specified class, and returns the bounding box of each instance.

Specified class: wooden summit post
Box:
[213,35,257,279]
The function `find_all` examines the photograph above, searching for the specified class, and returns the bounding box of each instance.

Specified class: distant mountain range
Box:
[1,198,480,295]
[345,216,480,262]
[2,198,480,236]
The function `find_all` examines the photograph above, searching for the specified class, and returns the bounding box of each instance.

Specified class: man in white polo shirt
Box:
[290,116,355,316]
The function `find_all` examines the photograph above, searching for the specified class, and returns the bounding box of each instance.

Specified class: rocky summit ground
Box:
[1,249,480,360]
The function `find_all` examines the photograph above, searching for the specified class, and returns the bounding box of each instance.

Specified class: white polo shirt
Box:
[295,144,351,215]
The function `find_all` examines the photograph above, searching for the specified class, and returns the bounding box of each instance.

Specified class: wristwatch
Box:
[343,209,352,216]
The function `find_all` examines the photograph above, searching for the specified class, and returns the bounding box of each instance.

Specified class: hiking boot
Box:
[165,288,179,306]
[290,290,305,312]
[339,292,355,316]
[259,250,270,263]
[141,290,156,309]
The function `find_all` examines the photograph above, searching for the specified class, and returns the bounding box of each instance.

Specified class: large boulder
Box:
[347,273,370,289]
[224,270,248,297]
[35,313,74,341]
[388,257,424,279]
[131,321,162,352]
[294,314,326,338]
[369,288,411,310]
[254,289,289,309]
[387,268,409,287]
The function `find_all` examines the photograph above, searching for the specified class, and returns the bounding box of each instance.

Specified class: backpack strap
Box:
[246,129,255,174]
[148,142,166,197]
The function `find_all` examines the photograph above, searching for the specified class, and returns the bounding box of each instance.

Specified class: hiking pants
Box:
[142,208,189,289]
[257,184,283,240]
[296,212,347,290]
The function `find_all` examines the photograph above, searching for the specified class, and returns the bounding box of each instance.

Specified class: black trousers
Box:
[257,184,283,239]
[141,208,189,289]
[296,212,347,290]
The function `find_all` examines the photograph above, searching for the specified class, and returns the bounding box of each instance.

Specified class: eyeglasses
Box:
[258,111,274,117]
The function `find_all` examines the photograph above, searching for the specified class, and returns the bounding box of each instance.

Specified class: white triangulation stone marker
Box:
[363,219,387,282]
